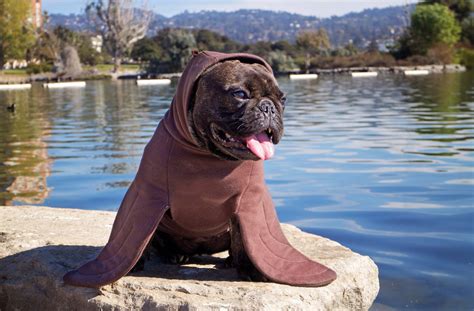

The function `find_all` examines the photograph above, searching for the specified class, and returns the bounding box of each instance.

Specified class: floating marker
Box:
[289,74,318,80]
[44,81,86,88]
[0,84,32,91]
[351,72,378,78]
[136,79,171,86]
[404,70,430,76]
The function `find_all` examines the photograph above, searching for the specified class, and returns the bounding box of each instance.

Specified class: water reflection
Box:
[0,87,52,205]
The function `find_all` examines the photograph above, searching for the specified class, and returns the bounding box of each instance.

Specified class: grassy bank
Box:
[0,64,141,84]
[82,64,141,73]
[2,69,28,75]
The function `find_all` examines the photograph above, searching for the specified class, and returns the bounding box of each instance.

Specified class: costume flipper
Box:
[236,189,337,287]
[63,182,169,288]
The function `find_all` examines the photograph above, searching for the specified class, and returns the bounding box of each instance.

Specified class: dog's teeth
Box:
[268,129,272,135]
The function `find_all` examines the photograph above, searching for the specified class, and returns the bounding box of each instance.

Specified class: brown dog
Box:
[139,59,285,281]
[63,51,336,288]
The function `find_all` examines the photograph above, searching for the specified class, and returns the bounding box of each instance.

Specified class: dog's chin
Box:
[207,123,281,161]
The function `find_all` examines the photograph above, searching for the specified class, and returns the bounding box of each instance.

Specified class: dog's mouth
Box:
[210,123,276,160]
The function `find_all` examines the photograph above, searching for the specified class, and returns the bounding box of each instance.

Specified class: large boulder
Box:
[0,205,379,310]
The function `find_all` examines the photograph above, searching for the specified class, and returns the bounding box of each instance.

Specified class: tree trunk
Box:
[0,46,5,69]
[305,52,310,73]
[113,52,121,73]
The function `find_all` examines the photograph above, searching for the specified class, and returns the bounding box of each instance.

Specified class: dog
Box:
[138,59,285,281]
[63,51,336,288]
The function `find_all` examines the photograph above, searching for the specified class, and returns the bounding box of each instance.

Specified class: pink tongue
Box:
[245,132,275,160]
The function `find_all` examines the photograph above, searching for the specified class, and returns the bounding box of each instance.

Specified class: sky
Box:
[42,0,419,17]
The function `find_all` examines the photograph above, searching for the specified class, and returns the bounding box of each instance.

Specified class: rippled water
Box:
[1,72,473,309]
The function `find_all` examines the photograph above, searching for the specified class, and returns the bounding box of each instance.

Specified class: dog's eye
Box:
[280,96,287,106]
[232,90,249,100]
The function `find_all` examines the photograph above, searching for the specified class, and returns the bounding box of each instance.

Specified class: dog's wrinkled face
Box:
[191,60,286,161]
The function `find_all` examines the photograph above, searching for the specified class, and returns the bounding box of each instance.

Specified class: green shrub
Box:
[26,63,53,74]
[311,52,396,69]
[458,48,474,69]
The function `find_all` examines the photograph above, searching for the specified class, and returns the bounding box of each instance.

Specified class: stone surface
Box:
[0,205,379,310]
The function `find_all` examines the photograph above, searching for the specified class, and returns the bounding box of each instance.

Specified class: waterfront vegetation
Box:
[0,0,473,79]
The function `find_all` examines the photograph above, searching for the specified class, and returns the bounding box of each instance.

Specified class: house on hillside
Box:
[29,0,42,30]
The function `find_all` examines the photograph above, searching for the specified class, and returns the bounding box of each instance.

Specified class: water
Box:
[0,72,473,310]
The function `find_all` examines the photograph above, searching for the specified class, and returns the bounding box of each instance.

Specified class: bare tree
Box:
[86,0,152,72]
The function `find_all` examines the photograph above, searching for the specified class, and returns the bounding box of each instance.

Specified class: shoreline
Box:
[303,63,466,75]
[0,64,467,85]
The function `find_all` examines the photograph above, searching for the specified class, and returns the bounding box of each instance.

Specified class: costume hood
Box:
[63,51,336,288]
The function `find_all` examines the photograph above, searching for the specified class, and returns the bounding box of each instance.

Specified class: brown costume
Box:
[63,51,337,288]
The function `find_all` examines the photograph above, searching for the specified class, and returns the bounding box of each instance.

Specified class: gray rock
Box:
[59,46,82,78]
[0,205,379,310]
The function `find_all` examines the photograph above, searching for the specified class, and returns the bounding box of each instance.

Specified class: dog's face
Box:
[191,60,285,161]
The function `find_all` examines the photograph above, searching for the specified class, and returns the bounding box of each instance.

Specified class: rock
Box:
[59,46,82,78]
[0,205,379,310]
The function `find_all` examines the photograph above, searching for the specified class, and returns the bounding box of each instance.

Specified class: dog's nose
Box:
[258,100,276,116]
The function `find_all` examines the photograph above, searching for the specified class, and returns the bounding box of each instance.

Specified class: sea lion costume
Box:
[63,51,337,288]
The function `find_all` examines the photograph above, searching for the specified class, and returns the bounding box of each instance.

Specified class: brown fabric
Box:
[63,51,336,288]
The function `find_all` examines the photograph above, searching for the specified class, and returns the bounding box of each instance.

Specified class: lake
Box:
[0,72,473,310]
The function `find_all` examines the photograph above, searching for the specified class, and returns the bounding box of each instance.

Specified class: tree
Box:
[271,40,296,57]
[86,0,151,72]
[242,41,273,59]
[410,4,461,54]
[29,30,60,64]
[193,29,241,52]
[131,37,161,62]
[148,28,196,73]
[296,29,331,72]
[0,0,35,68]
[53,26,102,65]
[422,0,472,43]
[332,43,358,57]
[422,0,472,22]
[267,51,297,73]
[461,17,474,44]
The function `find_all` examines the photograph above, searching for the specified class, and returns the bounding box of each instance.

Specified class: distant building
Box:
[91,35,103,53]
[30,0,42,30]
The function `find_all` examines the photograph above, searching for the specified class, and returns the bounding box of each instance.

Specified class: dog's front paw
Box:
[159,253,190,265]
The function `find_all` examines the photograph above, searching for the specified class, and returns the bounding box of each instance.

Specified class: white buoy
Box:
[43,81,86,88]
[404,70,430,76]
[0,84,32,91]
[351,72,378,78]
[136,79,171,86]
[289,74,318,80]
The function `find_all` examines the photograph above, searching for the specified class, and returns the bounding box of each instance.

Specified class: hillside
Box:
[48,6,414,48]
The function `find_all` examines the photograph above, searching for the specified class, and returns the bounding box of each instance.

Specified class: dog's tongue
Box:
[245,132,275,160]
